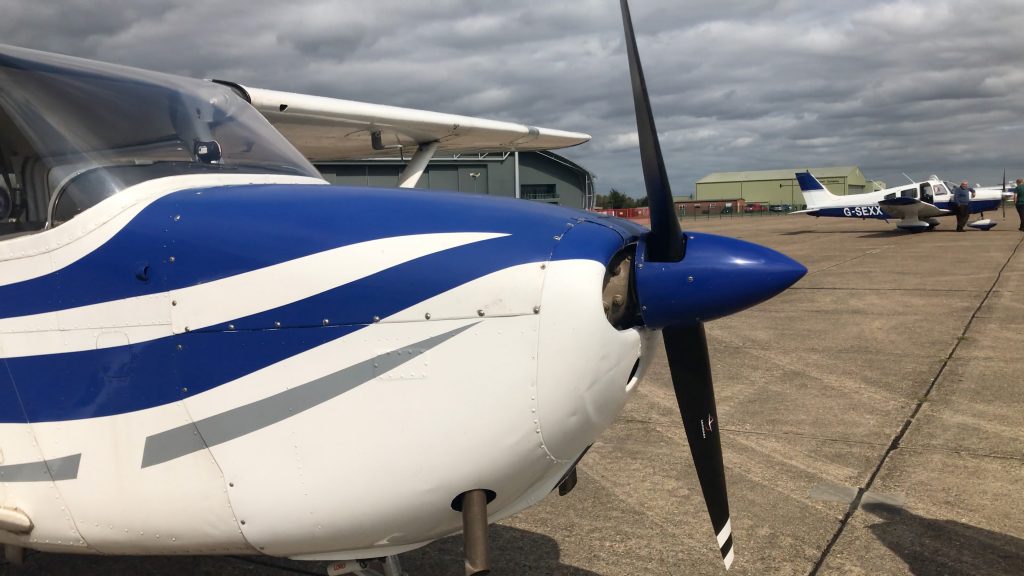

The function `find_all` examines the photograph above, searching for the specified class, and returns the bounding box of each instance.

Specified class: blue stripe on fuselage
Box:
[0,359,27,425]
[975,199,1002,212]
[938,199,1002,213]
[810,206,888,219]
[811,199,1001,220]
[0,184,617,319]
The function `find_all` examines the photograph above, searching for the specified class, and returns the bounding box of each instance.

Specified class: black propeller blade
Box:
[619,0,733,568]
[619,0,683,263]
[663,324,733,568]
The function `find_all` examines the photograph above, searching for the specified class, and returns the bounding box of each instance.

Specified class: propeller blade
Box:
[663,323,734,569]
[619,0,683,263]
[1003,169,1007,218]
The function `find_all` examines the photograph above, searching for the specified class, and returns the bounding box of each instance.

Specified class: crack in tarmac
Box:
[804,244,895,276]
[617,418,892,448]
[897,445,1024,462]
[807,233,1024,576]
[791,286,988,292]
[721,428,891,448]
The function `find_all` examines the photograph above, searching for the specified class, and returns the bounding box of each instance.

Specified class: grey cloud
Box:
[2,0,1023,195]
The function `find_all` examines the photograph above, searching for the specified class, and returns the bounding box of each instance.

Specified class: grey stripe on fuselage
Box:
[0,453,81,482]
[141,323,478,468]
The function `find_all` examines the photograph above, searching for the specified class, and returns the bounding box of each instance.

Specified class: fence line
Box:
[591,202,805,219]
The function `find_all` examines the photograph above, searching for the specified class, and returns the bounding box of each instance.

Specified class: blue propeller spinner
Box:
[636,232,807,328]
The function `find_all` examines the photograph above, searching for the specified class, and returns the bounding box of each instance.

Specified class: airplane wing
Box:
[215,81,591,161]
[878,197,949,220]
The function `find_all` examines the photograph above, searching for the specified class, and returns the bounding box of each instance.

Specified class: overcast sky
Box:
[3,0,1023,196]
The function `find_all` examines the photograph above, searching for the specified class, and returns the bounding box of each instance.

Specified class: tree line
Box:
[595,189,650,209]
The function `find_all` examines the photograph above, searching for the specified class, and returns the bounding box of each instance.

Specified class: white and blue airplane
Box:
[0,2,805,574]
[794,171,1003,231]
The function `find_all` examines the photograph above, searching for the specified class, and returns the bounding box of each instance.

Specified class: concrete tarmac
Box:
[4,212,1023,576]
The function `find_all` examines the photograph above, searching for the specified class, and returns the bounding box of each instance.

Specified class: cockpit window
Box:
[0,44,321,237]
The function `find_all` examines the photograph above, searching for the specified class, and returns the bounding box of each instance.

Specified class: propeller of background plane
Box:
[617,0,807,569]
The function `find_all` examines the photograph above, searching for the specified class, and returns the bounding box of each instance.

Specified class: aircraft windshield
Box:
[0,44,320,234]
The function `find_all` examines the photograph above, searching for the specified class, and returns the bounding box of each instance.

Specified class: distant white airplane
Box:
[794,171,1002,231]
[973,170,1017,202]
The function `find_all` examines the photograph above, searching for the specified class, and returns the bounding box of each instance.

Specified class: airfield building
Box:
[315,151,595,210]
[694,166,872,208]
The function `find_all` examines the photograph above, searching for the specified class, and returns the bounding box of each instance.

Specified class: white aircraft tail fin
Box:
[795,171,843,209]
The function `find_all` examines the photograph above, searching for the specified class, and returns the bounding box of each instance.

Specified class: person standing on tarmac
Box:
[954,180,974,232]
[1015,178,1024,232]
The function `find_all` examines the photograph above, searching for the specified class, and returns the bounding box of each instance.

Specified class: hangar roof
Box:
[697,166,862,183]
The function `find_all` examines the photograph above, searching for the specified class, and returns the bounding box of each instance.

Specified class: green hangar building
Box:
[314,150,595,210]
[695,166,873,207]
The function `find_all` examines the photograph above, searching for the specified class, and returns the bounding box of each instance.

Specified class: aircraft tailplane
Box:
[795,171,842,209]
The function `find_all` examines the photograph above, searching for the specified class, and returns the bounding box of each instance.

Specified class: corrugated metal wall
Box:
[314,152,588,208]
[695,169,871,206]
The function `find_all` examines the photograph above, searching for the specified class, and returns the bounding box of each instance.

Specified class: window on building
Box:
[521,184,558,201]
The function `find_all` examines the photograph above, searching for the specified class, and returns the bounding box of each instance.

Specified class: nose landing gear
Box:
[328,488,494,576]
[455,489,491,576]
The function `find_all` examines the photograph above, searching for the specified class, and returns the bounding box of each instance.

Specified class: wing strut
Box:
[398,141,439,188]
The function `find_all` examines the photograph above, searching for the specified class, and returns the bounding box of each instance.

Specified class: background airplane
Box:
[793,171,1002,231]
[973,170,1017,206]
[0,1,805,575]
